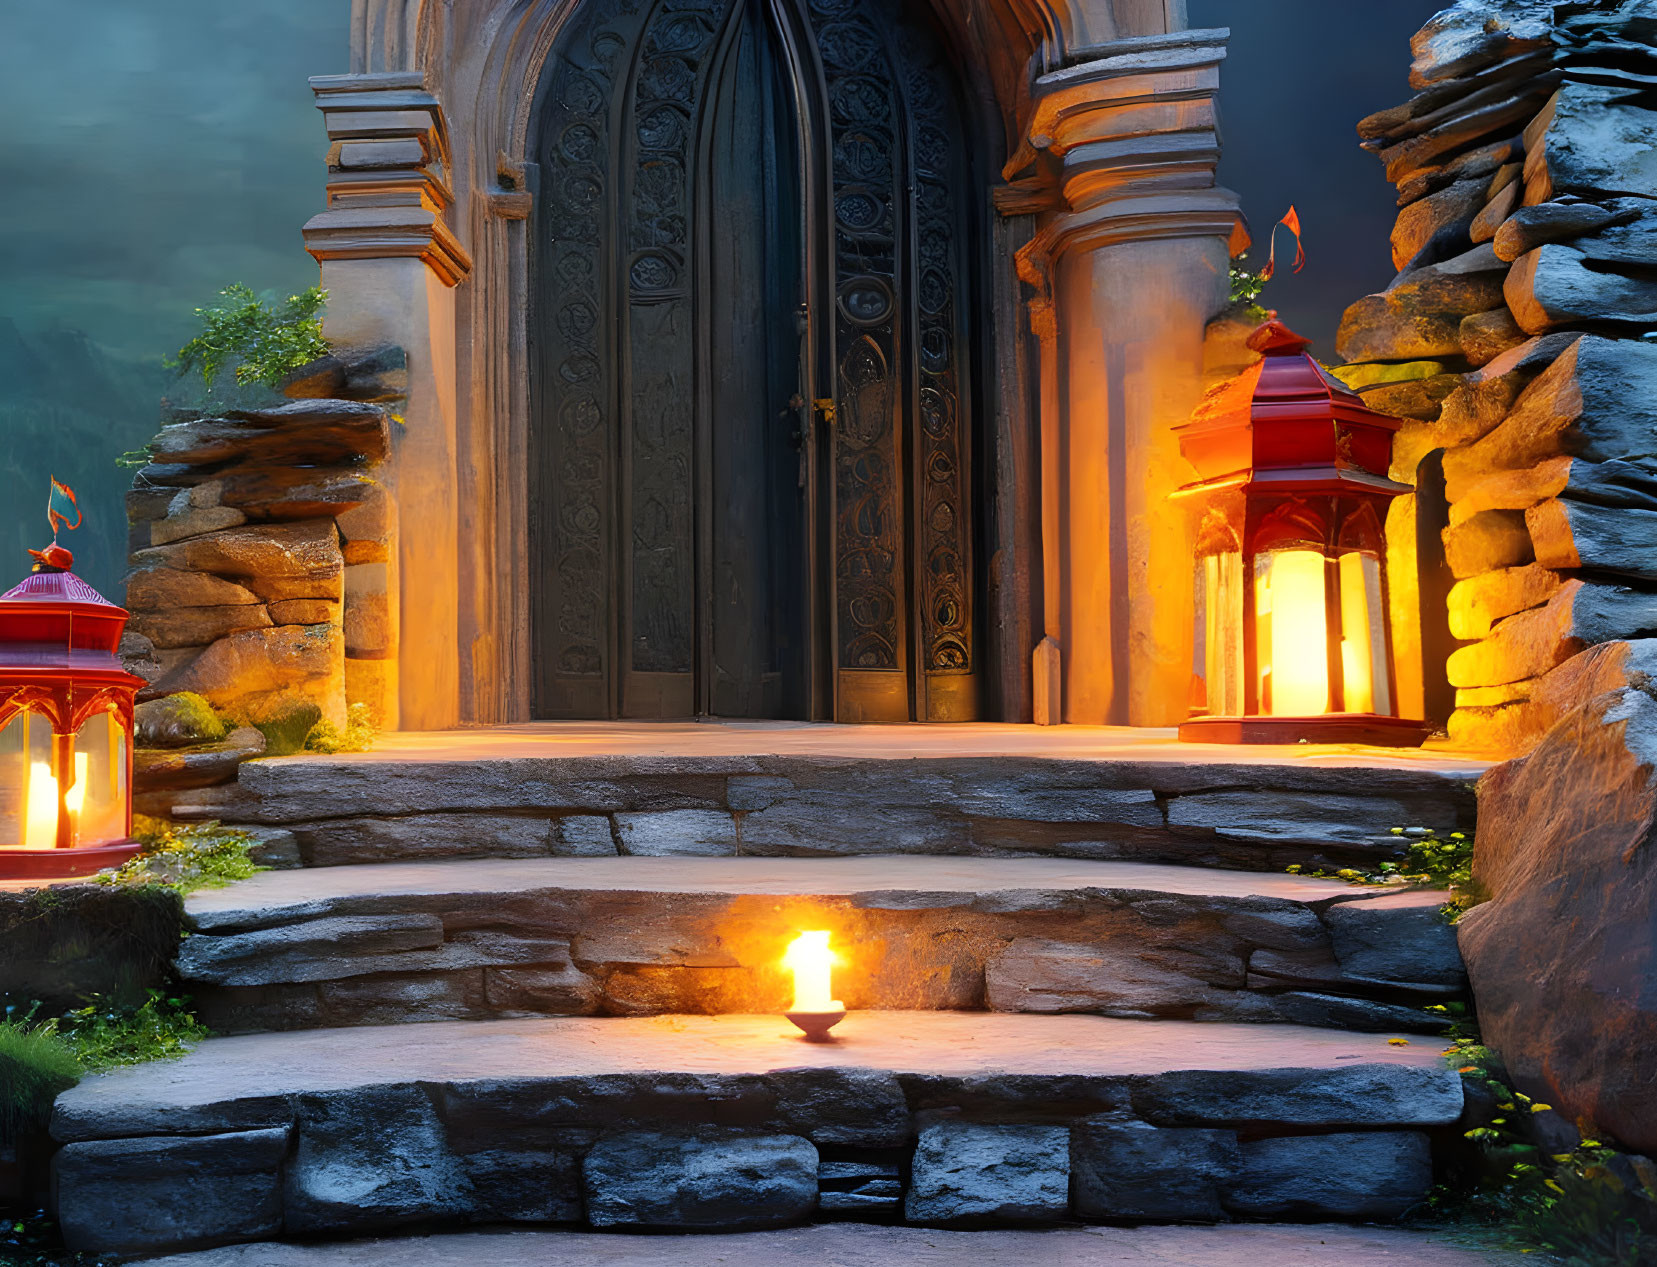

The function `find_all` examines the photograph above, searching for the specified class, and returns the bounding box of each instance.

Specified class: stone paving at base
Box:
[131,1223,1541,1266]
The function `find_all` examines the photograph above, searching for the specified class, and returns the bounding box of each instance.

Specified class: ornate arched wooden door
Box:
[530,0,981,722]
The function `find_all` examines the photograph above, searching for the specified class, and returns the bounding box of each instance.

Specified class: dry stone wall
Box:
[122,348,404,731]
[1338,0,1657,755]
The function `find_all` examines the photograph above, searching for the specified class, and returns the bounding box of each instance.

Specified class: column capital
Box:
[1006,28,1239,222]
[302,73,473,287]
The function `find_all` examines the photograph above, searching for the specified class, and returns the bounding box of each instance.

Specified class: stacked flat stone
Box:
[1336,0,1657,754]
[122,347,404,733]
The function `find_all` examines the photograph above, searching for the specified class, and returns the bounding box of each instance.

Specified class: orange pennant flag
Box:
[1259,205,1307,282]
[47,476,81,538]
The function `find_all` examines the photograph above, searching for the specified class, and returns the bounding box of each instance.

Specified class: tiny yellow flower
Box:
[1388,1037,1410,1046]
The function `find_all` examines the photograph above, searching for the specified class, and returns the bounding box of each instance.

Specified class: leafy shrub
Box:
[1,1209,114,1266]
[167,283,328,392]
[1287,825,1479,919]
[305,702,380,754]
[55,990,207,1071]
[0,1017,81,1146]
[1229,258,1267,307]
[100,819,264,894]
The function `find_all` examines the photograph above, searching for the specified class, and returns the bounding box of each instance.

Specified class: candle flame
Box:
[23,754,86,850]
[782,930,841,1013]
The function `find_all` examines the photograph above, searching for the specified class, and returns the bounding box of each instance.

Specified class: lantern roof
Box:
[1174,317,1411,499]
[0,546,142,683]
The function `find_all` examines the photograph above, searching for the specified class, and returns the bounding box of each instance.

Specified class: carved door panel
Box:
[531,0,979,721]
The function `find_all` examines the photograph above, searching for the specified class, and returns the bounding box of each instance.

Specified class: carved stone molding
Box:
[303,73,474,287]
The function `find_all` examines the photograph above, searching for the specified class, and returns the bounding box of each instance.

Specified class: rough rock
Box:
[291,814,556,866]
[155,624,343,722]
[1358,373,1462,422]
[341,345,409,402]
[343,563,392,658]
[906,1123,1069,1225]
[1441,509,1532,579]
[1408,3,1551,89]
[1394,135,1525,208]
[130,603,272,650]
[279,355,348,399]
[1336,245,1508,363]
[581,1132,817,1231]
[177,914,446,985]
[1390,179,1486,270]
[133,520,344,592]
[128,567,262,610]
[1323,891,1465,988]
[150,504,247,547]
[1223,1132,1433,1218]
[135,727,266,793]
[219,467,376,521]
[1442,336,1657,500]
[335,483,392,565]
[135,693,227,748]
[150,400,390,468]
[1524,83,1657,203]
[1493,199,1631,262]
[287,1087,470,1234]
[52,1127,288,1256]
[985,938,1234,1018]
[1458,307,1525,367]
[1469,178,1520,244]
[816,1160,903,1215]
[552,815,619,856]
[1448,563,1564,641]
[1505,243,1657,333]
[268,599,339,625]
[484,964,602,1015]
[1381,91,1551,191]
[1447,580,1657,688]
[1070,1120,1237,1221]
[1460,649,1657,1151]
[243,828,303,870]
[119,630,164,686]
[1528,497,1657,580]
[615,809,738,856]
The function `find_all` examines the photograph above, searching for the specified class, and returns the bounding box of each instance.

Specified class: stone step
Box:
[176,856,1465,1034]
[185,722,1486,872]
[52,1011,1467,1258]
[128,1222,1535,1267]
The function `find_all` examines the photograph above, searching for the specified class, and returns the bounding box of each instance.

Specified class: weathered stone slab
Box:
[816,1160,902,1215]
[1336,245,1508,363]
[1408,4,1550,90]
[219,466,376,520]
[1458,306,1525,367]
[315,971,489,1025]
[135,728,267,792]
[1443,336,1657,500]
[287,1087,470,1234]
[155,624,343,722]
[456,1146,584,1223]
[290,813,555,866]
[150,401,390,468]
[1493,199,1632,262]
[1528,496,1657,581]
[53,1127,289,1256]
[150,504,248,547]
[1323,890,1465,988]
[1448,563,1564,642]
[615,809,738,856]
[485,964,601,1016]
[130,603,272,649]
[1389,179,1485,271]
[1447,580,1657,688]
[985,938,1236,1018]
[1071,1119,1237,1222]
[1505,243,1657,333]
[1127,1064,1462,1128]
[1441,509,1532,579]
[906,1123,1069,1225]
[582,1132,817,1231]
[1358,373,1462,422]
[1524,83,1657,203]
[127,566,262,610]
[1224,1131,1433,1218]
[1460,648,1657,1151]
[552,815,618,856]
[178,913,445,983]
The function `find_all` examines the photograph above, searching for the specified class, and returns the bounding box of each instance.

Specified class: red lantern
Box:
[1173,319,1429,746]
[0,542,144,879]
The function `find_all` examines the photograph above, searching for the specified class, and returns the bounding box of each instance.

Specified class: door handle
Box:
[813,398,836,427]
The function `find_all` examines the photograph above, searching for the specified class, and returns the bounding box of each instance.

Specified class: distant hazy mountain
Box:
[0,318,167,599]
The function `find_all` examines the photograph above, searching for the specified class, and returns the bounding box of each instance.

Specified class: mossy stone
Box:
[255,700,323,756]
[133,692,228,749]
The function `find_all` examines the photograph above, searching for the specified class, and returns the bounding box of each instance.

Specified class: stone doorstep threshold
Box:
[183,855,1372,924]
[246,720,1492,776]
[53,1012,1460,1142]
[126,1223,1534,1267]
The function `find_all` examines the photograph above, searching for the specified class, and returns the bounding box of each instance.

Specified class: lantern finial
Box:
[1245,316,1313,356]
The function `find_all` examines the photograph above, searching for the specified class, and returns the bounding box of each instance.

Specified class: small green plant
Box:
[1435,1040,1657,1264]
[55,990,207,1071]
[255,699,323,756]
[99,819,264,893]
[0,1016,82,1146]
[305,702,381,754]
[1229,257,1267,307]
[1287,825,1480,919]
[167,283,329,392]
[1,1209,114,1266]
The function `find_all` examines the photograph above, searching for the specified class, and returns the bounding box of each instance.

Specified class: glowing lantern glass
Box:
[0,544,144,878]
[1173,320,1428,746]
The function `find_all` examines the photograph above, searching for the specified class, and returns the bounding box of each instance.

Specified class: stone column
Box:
[1010,30,1242,726]
[303,73,472,731]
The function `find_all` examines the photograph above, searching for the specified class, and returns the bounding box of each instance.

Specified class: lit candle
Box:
[782,930,845,1042]
[22,753,86,850]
